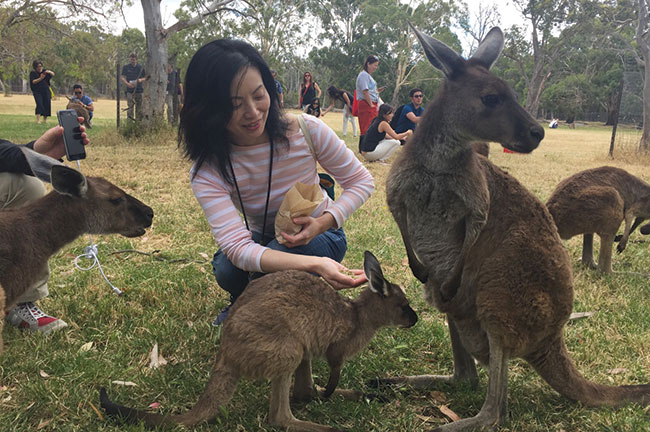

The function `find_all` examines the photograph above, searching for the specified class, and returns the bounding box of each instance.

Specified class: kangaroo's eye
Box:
[481,94,501,108]
[109,197,125,205]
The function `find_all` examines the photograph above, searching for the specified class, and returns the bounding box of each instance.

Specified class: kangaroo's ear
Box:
[470,27,504,69]
[51,165,87,198]
[364,250,389,297]
[410,23,465,78]
[19,146,63,184]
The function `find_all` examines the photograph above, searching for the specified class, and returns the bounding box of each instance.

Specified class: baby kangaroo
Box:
[546,166,650,273]
[100,251,418,431]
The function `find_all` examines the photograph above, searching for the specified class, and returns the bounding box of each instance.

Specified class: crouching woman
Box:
[360,104,412,163]
[179,39,375,325]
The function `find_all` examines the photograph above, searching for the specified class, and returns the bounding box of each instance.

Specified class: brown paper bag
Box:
[275,182,324,244]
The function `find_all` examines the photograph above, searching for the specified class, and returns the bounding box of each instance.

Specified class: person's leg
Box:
[266,228,347,264]
[33,92,44,123]
[135,92,143,121]
[342,106,349,137]
[42,90,51,122]
[0,173,67,333]
[166,94,173,124]
[126,92,135,120]
[362,139,401,162]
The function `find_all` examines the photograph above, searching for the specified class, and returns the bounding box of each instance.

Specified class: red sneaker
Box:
[5,302,68,334]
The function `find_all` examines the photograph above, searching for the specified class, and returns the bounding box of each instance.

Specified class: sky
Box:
[112,0,526,52]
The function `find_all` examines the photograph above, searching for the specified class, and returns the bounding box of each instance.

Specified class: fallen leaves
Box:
[111,380,137,387]
[149,343,168,369]
[439,405,461,422]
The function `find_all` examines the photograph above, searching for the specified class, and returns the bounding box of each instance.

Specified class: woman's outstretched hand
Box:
[315,257,367,290]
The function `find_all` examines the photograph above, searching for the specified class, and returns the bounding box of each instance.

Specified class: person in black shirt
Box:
[29,60,55,124]
[166,63,184,126]
[306,97,321,118]
[359,104,411,163]
[1,122,88,334]
[120,53,147,121]
[322,86,357,137]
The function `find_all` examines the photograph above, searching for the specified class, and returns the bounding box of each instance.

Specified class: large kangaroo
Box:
[546,166,650,273]
[100,251,418,432]
[0,151,153,354]
[383,26,650,431]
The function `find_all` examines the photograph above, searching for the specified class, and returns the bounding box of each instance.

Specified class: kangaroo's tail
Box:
[100,355,239,428]
[525,336,650,407]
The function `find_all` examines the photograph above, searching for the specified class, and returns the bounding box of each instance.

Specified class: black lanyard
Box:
[229,139,274,242]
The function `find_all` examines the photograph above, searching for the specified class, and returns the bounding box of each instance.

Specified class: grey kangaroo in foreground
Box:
[546,166,650,273]
[384,26,650,431]
[0,150,153,354]
[100,251,418,432]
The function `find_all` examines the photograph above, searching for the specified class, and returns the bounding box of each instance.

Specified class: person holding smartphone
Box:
[0,120,89,334]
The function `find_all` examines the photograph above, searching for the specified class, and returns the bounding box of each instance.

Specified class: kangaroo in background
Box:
[383,26,649,431]
[0,150,153,354]
[100,251,418,432]
[546,166,650,273]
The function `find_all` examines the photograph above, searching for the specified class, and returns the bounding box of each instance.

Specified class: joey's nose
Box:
[530,124,544,143]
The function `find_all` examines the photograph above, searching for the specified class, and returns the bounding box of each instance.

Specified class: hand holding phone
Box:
[57,109,86,161]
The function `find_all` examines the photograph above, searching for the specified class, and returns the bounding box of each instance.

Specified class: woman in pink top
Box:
[179,39,375,325]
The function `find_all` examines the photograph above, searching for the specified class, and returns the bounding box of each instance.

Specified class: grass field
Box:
[0,94,649,432]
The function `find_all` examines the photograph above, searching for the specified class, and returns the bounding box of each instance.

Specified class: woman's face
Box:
[35,63,43,72]
[384,111,394,122]
[368,61,379,74]
[304,73,312,82]
[226,67,271,146]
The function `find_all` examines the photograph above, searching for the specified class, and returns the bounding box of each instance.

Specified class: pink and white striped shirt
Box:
[191,114,374,272]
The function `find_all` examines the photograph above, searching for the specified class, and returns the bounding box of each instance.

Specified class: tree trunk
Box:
[641,60,650,151]
[140,0,168,128]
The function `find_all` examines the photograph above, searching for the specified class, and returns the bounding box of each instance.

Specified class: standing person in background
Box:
[299,71,321,111]
[356,55,384,151]
[394,88,424,134]
[360,104,411,163]
[29,60,55,124]
[120,53,146,121]
[271,70,284,108]
[70,84,94,125]
[179,39,374,326]
[166,63,184,126]
[322,86,357,138]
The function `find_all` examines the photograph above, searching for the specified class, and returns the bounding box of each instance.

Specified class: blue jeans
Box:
[211,228,347,303]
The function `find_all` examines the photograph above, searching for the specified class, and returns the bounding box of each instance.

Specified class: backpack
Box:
[390,104,407,130]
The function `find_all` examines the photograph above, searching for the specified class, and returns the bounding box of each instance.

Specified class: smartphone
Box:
[57,109,86,161]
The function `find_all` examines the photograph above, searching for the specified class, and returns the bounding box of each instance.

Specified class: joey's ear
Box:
[51,165,87,198]
[410,22,464,78]
[19,146,63,184]
[363,251,390,297]
[641,222,650,235]
[470,27,504,69]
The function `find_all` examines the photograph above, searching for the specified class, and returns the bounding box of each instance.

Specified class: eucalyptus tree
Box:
[309,0,461,106]
[636,0,650,150]
[504,0,575,117]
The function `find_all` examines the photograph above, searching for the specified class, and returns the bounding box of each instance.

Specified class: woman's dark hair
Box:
[179,39,289,183]
[378,103,394,120]
[32,60,43,70]
[363,55,379,72]
[311,98,320,106]
[327,85,344,99]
